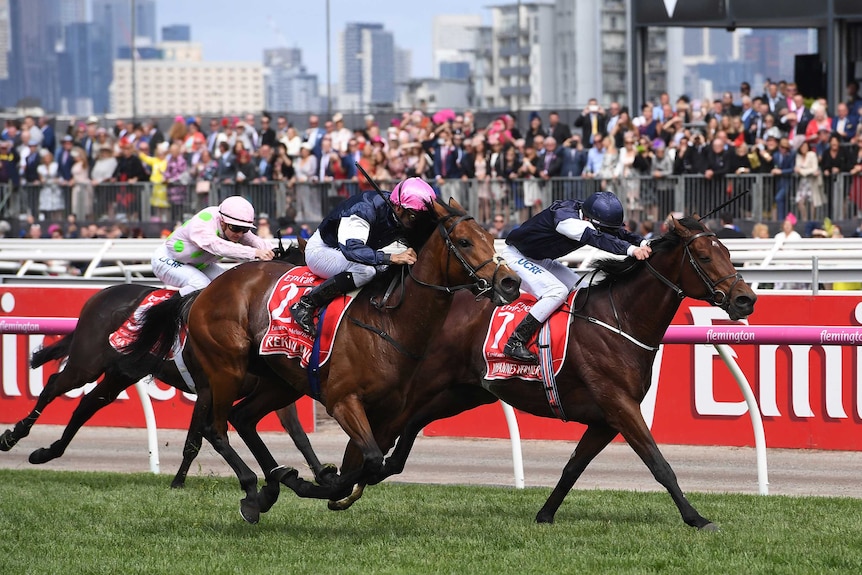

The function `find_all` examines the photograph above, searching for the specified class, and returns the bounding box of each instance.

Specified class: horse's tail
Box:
[116,291,200,377]
[30,332,75,369]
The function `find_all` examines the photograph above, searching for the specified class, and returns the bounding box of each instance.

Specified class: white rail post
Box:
[133,377,160,474]
[500,402,525,489]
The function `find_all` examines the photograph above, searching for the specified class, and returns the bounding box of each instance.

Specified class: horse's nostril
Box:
[501,277,520,294]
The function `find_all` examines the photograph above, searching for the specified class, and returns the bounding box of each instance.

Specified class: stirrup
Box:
[503,339,538,364]
[289,300,316,335]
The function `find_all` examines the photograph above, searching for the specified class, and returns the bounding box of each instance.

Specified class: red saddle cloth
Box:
[259,266,353,367]
[108,288,185,359]
[482,291,575,382]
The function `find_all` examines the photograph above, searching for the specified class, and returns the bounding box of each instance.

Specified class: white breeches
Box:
[152,244,225,296]
[500,244,579,323]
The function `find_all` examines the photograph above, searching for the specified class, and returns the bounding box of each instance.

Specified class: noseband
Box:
[645,231,743,311]
[408,213,504,298]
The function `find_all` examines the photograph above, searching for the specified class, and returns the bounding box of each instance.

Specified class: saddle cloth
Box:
[108,288,186,360]
[258,266,354,367]
[482,291,575,382]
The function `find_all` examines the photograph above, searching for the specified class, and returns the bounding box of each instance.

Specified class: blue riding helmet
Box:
[582,191,624,229]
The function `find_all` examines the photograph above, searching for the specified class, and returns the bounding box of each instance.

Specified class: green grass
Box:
[1,470,861,575]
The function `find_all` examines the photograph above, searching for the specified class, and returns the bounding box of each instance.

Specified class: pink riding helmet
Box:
[218,196,257,229]
[391,178,436,211]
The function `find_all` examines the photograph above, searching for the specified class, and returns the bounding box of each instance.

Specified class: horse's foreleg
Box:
[612,401,717,531]
[327,440,365,511]
[1,368,99,452]
[535,423,617,524]
[29,374,131,464]
[276,403,337,484]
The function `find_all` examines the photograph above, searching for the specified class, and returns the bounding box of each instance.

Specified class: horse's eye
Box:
[458,238,471,248]
[699,256,712,263]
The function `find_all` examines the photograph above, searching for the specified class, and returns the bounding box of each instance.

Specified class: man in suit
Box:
[22,139,41,184]
[56,135,75,182]
[547,111,571,145]
[770,137,796,221]
[573,98,606,149]
[715,212,747,239]
[38,116,55,154]
[304,115,326,160]
[765,82,787,116]
[146,119,165,151]
[833,103,858,143]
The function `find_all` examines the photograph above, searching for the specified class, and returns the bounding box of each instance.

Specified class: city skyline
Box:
[155,0,491,81]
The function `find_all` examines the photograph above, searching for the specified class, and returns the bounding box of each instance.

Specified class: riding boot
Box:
[503,314,542,364]
[290,272,355,336]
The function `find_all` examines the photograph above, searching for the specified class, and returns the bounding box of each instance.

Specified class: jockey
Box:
[500,191,651,364]
[151,195,274,296]
[290,177,436,336]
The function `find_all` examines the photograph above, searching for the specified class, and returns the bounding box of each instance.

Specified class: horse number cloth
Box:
[483,291,575,382]
[259,267,353,367]
[109,289,185,359]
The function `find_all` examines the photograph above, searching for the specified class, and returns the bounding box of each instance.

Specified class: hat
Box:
[785,213,798,225]
[364,114,375,123]
[332,113,344,123]
[371,136,385,146]
[765,127,781,140]
[86,115,99,125]
[529,111,541,122]
[174,115,184,124]
[300,141,314,151]
[62,135,73,143]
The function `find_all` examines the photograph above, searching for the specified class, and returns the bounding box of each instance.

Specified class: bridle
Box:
[408,213,506,299]
[645,230,743,311]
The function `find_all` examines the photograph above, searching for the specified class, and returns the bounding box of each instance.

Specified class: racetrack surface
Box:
[1,419,860,499]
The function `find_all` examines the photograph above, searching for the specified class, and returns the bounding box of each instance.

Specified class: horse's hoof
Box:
[0,430,17,451]
[239,500,260,525]
[699,522,720,532]
[316,464,338,486]
[535,512,555,524]
[257,484,281,514]
[327,499,352,511]
[169,479,186,489]
[28,448,55,464]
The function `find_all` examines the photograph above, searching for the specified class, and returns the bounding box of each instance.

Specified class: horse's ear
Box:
[448,197,465,212]
[670,215,690,238]
[296,236,307,252]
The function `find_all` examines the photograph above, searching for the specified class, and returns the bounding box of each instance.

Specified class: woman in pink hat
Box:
[290,177,436,336]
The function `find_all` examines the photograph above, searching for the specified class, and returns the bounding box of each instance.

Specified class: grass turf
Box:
[1,469,860,575]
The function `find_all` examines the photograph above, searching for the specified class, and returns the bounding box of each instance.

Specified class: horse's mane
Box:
[591,217,707,287]
[401,197,462,252]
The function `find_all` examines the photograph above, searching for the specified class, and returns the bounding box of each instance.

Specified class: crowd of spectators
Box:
[3,77,862,241]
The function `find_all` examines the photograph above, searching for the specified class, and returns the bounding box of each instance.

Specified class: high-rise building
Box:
[264,47,322,113]
[5,0,62,110]
[162,25,190,43]
[432,14,482,79]
[394,47,412,99]
[58,21,111,115]
[339,22,399,110]
[264,48,302,69]
[92,0,157,59]
[0,0,10,80]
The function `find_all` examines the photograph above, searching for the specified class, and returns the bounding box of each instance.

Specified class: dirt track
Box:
[1,420,860,499]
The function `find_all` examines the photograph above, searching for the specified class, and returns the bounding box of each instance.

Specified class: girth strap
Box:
[347,315,425,361]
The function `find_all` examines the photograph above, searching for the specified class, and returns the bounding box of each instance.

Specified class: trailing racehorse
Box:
[0,242,334,488]
[329,216,757,531]
[118,198,521,523]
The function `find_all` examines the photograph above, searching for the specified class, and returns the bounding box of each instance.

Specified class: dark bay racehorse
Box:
[0,244,333,488]
[119,198,521,523]
[330,217,757,531]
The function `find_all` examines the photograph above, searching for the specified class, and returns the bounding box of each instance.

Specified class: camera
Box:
[589,105,598,113]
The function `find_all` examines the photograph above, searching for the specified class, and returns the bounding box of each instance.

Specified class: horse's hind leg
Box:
[171,391,209,489]
[29,372,132,464]
[535,422,618,524]
[1,364,102,452]
[611,400,716,531]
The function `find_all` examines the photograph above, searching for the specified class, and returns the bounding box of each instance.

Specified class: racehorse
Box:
[118,198,521,523]
[0,242,334,488]
[328,216,757,531]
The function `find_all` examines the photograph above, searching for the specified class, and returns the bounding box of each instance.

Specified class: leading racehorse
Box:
[328,216,757,531]
[118,198,521,523]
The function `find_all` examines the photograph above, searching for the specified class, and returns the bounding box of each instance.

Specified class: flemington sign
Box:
[2,287,862,450]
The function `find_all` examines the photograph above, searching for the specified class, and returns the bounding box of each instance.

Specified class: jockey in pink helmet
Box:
[290,177,436,336]
[151,196,274,296]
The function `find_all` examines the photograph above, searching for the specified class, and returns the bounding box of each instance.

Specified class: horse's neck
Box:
[602,259,685,348]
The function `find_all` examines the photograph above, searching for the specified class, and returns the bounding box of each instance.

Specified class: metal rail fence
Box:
[1,173,861,230]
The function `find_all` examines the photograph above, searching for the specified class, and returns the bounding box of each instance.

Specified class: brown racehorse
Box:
[328,216,757,531]
[118,198,521,523]
[0,242,334,488]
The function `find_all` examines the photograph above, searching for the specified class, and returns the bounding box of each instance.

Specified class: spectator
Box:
[295,142,320,223]
[165,142,190,218]
[517,145,541,220]
[70,148,92,221]
[848,132,862,214]
[0,139,20,187]
[702,135,731,202]
[259,115,277,149]
[636,103,662,141]
[833,103,857,143]
[254,144,274,182]
[525,111,547,143]
[820,133,850,215]
[22,139,42,184]
[139,142,171,221]
[730,142,753,175]
[574,98,607,148]
[715,212,747,239]
[793,141,826,221]
[215,141,235,183]
[804,102,832,143]
[610,109,633,150]
[547,111,571,144]
[751,222,770,239]
[166,116,187,145]
[770,137,795,221]
[488,213,508,239]
[846,80,862,116]
[37,150,64,222]
[191,148,218,209]
[304,115,326,159]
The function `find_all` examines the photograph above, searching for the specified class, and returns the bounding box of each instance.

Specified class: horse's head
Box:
[415,198,520,306]
[653,216,756,321]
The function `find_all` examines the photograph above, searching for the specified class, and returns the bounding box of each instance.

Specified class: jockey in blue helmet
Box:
[499,191,652,364]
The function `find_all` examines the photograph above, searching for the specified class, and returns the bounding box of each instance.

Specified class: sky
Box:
[156,0,492,81]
